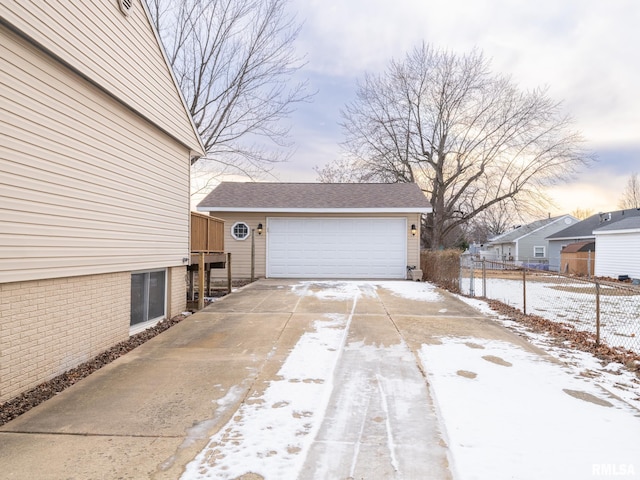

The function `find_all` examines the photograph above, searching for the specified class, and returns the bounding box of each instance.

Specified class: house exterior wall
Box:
[490,242,516,261]
[594,231,640,279]
[0,0,201,152]
[206,212,422,279]
[168,266,188,317]
[0,3,198,402]
[1,25,191,283]
[0,272,129,403]
[517,232,550,263]
[488,216,577,267]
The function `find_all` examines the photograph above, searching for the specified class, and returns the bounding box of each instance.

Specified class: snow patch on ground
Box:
[291,281,374,301]
[460,277,640,352]
[456,294,640,410]
[300,339,449,478]
[455,295,499,317]
[291,280,442,303]
[181,314,352,479]
[419,337,640,480]
[373,281,442,302]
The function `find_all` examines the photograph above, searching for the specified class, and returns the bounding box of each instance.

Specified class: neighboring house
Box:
[593,216,640,280]
[197,182,432,279]
[0,1,204,402]
[547,209,640,272]
[487,215,578,268]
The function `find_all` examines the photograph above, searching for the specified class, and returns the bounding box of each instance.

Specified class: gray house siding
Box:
[518,233,549,264]
[488,215,577,268]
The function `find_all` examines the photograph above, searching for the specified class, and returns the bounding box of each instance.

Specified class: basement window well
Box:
[130,269,166,331]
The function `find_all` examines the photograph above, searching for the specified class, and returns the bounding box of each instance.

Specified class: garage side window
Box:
[232,222,249,240]
[131,270,166,326]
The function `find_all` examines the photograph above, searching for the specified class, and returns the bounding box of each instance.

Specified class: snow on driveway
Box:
[181,281,448,479]
[181,281,639,479]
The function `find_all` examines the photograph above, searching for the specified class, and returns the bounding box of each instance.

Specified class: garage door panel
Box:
[266,217,407,279]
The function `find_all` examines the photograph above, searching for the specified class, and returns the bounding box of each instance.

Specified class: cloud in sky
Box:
[273,0,640,211]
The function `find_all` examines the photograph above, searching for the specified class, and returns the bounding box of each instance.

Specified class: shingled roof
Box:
[594,215,640,233]
[547,209,640,240]
[197,182,432,212]
[561,241,595,253]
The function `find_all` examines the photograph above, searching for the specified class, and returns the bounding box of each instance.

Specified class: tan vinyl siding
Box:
[212,213,267,279]
[0,26,190,282]
[1,0,202,154]
[208,212,421,279]
[406,213,421,268]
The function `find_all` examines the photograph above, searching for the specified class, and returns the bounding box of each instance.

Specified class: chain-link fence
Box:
[460,255,640,354]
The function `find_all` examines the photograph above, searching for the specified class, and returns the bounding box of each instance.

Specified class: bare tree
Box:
[463,199,546,245]
[618,172,640,209]
[570,207,594,220]
[467,202,518,242]
[321,44,591,248]
[149,0,311,180]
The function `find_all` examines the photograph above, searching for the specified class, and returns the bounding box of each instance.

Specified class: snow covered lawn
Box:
[461,276,640,353]
[420,337,639,480]
[181,281,639,479]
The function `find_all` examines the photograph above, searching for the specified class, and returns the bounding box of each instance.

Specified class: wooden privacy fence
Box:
[189,212,230,309]
[191,212,224,253]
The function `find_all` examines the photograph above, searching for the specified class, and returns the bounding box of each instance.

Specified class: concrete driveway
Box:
[1,280,637,479]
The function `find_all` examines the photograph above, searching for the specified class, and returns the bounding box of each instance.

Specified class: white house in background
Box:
[0,1,204,403]
[487,215,578,268]
[593,216,640,280]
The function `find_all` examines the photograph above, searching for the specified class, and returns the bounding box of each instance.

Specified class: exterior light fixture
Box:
[257,223,263,235]
[411,224,417,236]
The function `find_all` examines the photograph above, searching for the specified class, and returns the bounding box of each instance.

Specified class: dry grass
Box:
[421,249,462,292]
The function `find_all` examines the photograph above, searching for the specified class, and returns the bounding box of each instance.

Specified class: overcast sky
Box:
[265,0,640,215]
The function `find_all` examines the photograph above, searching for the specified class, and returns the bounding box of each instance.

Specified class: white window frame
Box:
[533,246,546,258]
[231,221,250,241]
[130,268,167,335]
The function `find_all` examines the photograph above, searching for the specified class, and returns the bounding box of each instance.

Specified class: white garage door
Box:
[266,217,407,278]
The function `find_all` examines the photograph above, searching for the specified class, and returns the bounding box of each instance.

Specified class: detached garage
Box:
[197,182,432,279]
[593,216,640,280]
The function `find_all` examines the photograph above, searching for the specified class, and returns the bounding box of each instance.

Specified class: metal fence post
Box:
[469,260,475,297]
[250,229,255,283]
[595,281,601,345]
[198,252,205,310]
[482,258,487,298]
[227,252,232,295]
[522,268,527,315]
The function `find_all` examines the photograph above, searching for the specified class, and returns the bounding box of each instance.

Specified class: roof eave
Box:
[196,207,433,214]
[594,228,640,235]
[548,234,594,241]
[140,0,206,156]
